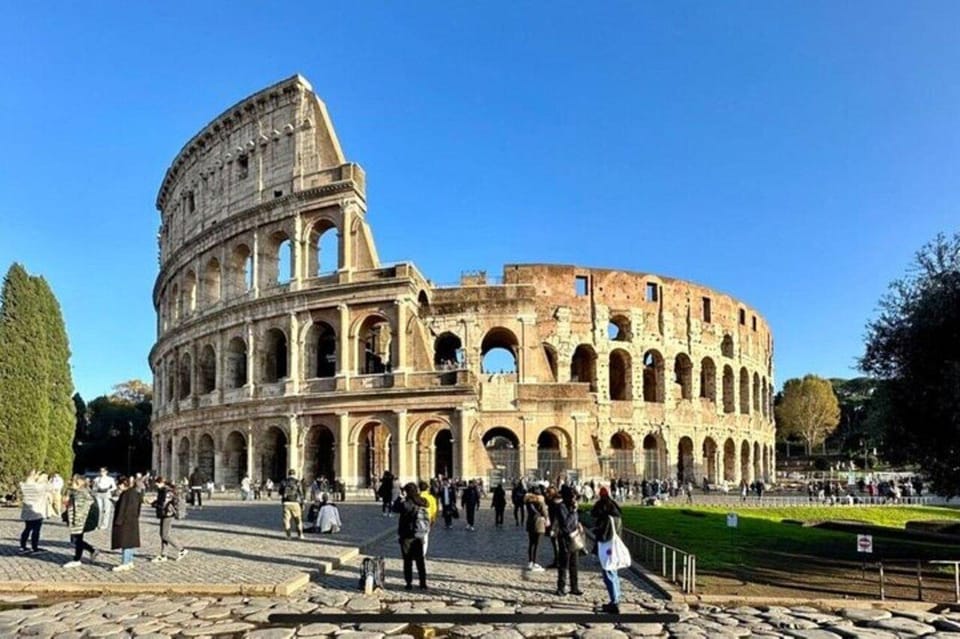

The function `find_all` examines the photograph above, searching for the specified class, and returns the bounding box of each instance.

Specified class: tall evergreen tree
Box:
[0,264,50,491]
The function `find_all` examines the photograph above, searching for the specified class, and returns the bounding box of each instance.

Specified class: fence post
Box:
[879,562,885,601]
[917,561,923,601]
[662,546,667,577]
[681,554,688,592]
[691,555,696,593]
[955,562,960,604]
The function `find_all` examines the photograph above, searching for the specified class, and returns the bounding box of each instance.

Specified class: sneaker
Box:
[555,588,566,596]
[298,533,304,540]
[62,561,81,569]
[569,589,584,596]
[111,563,133,572]
[150,555,168,563]
[532,564,545,572]
[527,562,534,570]
[176,549,188,561]
[404,584,413,591]
[89,549,99,563]
[600,603,620,614]
[18,548,29,554]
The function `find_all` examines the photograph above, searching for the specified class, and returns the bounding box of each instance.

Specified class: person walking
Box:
[511,480,526,527]
[417,480,438,555]
[19,471,50,554]
[524,487,549,571]
[92,467,116,530]
[439,479,457,529]
[553,485,583,596]
[150,476,187,562]
[240,475,252,501]
[461,480,480,531]
[378,471,394,516]
[491,482,507,528]
[280,469,305,539]
[591,486,623,613]
[111,477,142,571]
[393,482,428,590]
[63,474,99,568]
[188,467,205,510]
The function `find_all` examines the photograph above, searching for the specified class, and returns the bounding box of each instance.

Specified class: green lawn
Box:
[663,505,960,529]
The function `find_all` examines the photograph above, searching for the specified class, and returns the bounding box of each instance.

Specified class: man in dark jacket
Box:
[439,479,457,529]
[461,480,481,531]
[280,469,305,539]
[491,483,507,528]
[189,468,205,509]
[511,481,526,527]
[392,482,428,590]
[552,485,583,596]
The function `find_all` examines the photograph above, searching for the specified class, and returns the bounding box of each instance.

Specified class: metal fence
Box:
[618,527,697,594]
[656,494,936,508]
[875,559,960,603]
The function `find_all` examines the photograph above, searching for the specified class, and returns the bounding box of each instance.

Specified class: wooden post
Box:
[917,561,923,601]
[955,562,959,604]
[879,562,885,601]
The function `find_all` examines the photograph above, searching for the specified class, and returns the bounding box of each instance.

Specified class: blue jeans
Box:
[601,568,621,604]
[121,548,135,565]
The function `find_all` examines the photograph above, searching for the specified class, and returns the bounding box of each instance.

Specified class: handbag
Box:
[598,530,632,571]
[568,523,585,552]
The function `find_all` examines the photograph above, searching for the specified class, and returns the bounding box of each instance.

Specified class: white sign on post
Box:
[856,534,873,553]
[726,513,738,528]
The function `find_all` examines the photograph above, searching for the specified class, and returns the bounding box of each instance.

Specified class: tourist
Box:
[739,479,748,503]
[19,471,49,554]
[591,486,623,613]
[378,471,395,516]
[491,482,507,528]
[111,476,142,571]
[188,467,205,509]
[439,478,458,529]
[545,486,562,568]
[316,493,342,534]
[524,486,549,571]
[393,482,428,590]
[63,474,99,569]
[553,485,583,596]
[280,469,305,539]
[240,475,252,501]
[265,478,274,499]
[92,467,116,530]
[511,480,527,527]
[48,472,64,519]
[150,476,187,562]
[205,479,215,501]
[461,479,480,531]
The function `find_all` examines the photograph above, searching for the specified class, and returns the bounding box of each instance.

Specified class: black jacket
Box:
[111,487,142,550]
[590,498,622,542]
[461,486,480,509]
[393,495,427,541]
[491,486,507,508]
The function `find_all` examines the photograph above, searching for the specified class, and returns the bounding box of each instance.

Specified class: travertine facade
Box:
[149,75,776,489]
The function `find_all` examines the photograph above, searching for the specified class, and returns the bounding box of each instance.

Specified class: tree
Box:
[861,232,960,496]
[73,384,152,475]
[110,379,152,405]
[827,377,881,456]
[775,375,841,455]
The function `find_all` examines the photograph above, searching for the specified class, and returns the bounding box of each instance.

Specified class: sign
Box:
[857,534,873,553]
[726,513,738,528]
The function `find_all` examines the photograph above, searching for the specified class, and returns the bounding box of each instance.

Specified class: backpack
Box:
[359,556,386,594]
[412,505,430,540]
[166,489,186,520]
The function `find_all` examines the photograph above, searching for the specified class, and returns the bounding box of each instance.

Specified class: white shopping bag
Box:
[598,532,632,571]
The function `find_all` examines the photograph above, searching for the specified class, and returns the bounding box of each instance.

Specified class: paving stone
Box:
[245,629,296,639]
[357,621,410,634]
[515,623,581,638]
[296,622,341,636]
[839,609,892,623]
[829,628,898,639]
[345,596,381,612]
[448,625,496,638]
[331,632,384,639]
[577,628,628,639]
[782,630,844,639]
[866,617,937,635]
[85,623,128,638]
[616,623,664,636]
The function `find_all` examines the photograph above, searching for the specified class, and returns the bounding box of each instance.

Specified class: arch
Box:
[571,344,598,391]
[165,359,176,404]
[753,372,761,412]
[178,352,193,399]
[357,314,392,374]
[177,437,190,483]
[642,433,665,480]
[434,332,463,368]
[722,365,735,413]
[229,243,253,297]
[184,270,198,314]
[542,343,558,382]
[306,218,339,275]
[483,426,521,481]
[642,350,665,403]
[225,337,247,388]
[674,353,693,400]
[303,423,335,486]
[740,440,751,484]
[677,436,695,482]
[723,438,736,482]
[753,441,762,482]
[702,437,718,484]
[262,328,289,383]
[165,439,174,481]
[357,421,391,488]
[413,420,454,479]
[721,334,734,358]
[202,257,222,306]
[199,344,216,394]
[762,444,771,481]
[262,230,292,286]
[608,314,632,341]
[433,429,453,479]
[305,321,337,378]
[223,431,247,486]
[197,433,215,483]
[481,327,519,374]
[417,290,430,319]
[170,284,181,322]
[739,367,750,414]
[536,427,571,481]
[608,349,632,400]
[260,426,288,483]
[609,431,636,478]
[699,357,717,402]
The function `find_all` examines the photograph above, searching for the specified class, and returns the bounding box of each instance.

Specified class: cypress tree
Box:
[0,264,50,491]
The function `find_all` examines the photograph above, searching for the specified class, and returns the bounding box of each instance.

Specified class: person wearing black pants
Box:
[394,483,428,590]
[491,483,507,528]
[189,468,204,509]
[462,480,480,531]
[553,485,583,596]
[439,480,457,529]
[524,490,548,571]
[511,481,526,527]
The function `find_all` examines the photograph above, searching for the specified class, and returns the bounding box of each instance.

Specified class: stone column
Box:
[215,330,224,402]
[454,407,471,480]
[339,201,353,272]
[293,212,304,289]
[288,414,301,478]
[246,422,256,482]
[251,228,260,298]
[393,300,406,372]
[289,312,300,393]
[394,410,409,484]
[518,314,535,382]
[152,435,161,474]
[337,303,350,380]
[246,322,256,397]
[336,412,351,487]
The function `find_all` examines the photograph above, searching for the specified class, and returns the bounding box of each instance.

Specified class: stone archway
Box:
[197,434,215,483]
[702,437,718,484]
[536,427,570,481]
[357,422,390,488]
[609,431,636,479]
[304,423,336,485]
[483,427,521,482]
[723,438,736,482]
[642,433,665,480]
[677,436,695,482]
[260,426,287,483]
[223,431,247,487]
[740,440,751,484]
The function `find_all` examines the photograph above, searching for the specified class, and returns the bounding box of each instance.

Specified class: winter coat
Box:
[461,486,480,509]
[66,488,96,535]
[111,487,142,550]
[491,486,507,509]
[590,497,622,543]
[524,493,548,534]
[20,481,49,521]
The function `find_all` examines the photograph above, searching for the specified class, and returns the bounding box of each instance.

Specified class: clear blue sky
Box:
[1,3,958,400]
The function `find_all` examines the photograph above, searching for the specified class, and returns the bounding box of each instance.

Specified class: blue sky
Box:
[1,3,958,400]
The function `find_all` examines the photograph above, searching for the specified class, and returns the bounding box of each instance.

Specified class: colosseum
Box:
[149,75,776,490]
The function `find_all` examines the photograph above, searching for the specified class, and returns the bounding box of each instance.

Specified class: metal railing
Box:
[618,527,697,594]
[654,494,935,508]
[875,559,960,603]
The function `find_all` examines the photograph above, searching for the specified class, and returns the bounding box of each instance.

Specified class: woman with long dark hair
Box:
[524,487,549,571]
[63,475,98,569]
[393,482,429,590]
[590,486,623,613]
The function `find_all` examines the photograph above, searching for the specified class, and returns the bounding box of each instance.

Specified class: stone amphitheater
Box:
[149,75,775,490]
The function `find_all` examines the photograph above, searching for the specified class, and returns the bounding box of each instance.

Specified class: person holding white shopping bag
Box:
[591,486,631,614]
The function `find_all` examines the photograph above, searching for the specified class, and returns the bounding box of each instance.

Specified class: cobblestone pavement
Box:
[0,498,393,589]
[2,503,960,637]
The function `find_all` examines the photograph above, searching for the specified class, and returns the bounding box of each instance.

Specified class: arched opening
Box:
[165,360,176,403]
[358,315,392,374]
[536,428,569,481]
[642,350,665,403]
[721,334,734,358]
[702,437,718,483]
[642,434,665,480]
[305,322,337,378]
[165,439,174,481]
[570,344,598,391]
[739,367,750,414]
[434,429,453,479]
[608,314,631,341]
[307,220,339,275]
[358,422,390,488]
[262,231,292,286]
[203,257,222,306]
[223,431,247,486]
[303,424,335,486]
[260,426,287,483]
[198,434,215,483]
[762,377,770,419]
[178,353,192,400]
[481,327,519,375]
[700,357,717,402]
[753,441,762,482]
[762,444,771,480]
[262,328,289,382]
[674,353,693,400]
[434,332,463,368]
[753,372,761,412]
[609,349,632,400]
[677,436,695,482]
[723,438,736,482]
[226,337,247,389]
[740,440,751,483]
[229,244,253,297]
[170,284,181,322]
[199,345,216,394]
[722,365,735,413]
[417,291,430,319]
[184,271,198,314]
[609,432,636,478]
[542,343,558,382]
[483,427,521,481]
[177,437,190,483]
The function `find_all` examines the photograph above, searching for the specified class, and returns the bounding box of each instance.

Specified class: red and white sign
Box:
[857,534,873,553]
